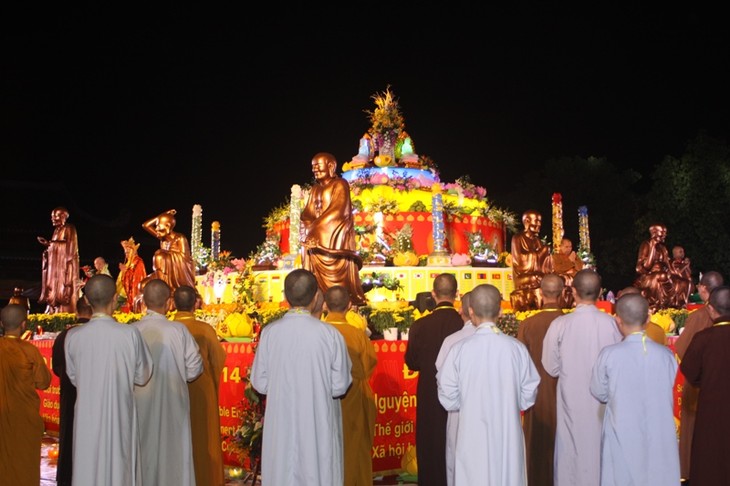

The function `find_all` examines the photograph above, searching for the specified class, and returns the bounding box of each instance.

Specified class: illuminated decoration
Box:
[191,204,203,272]
[289,184,302,256]
[578,206,590,253]
[428,183,451,265]
[552,193,564,251]
[431,183,445,252]
[211,221,221,261]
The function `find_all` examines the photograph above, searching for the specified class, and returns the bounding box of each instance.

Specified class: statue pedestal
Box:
[427,251,451,267]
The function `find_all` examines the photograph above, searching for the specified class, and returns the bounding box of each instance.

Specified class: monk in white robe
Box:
[590,293,680,486]
[542,269,622,486]
[438,284,540,486]
[133,279,203,486]
[251,269,352,486]
[65,275,154,486]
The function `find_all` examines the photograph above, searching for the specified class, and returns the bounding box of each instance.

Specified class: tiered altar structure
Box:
[196,87,517,306]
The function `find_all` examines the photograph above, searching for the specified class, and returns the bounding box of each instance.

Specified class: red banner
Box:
[33,337,416,474]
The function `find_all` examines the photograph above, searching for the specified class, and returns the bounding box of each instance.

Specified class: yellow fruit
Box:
[224,312,253,337]
[374,154,392,167]
[401,445,417,476]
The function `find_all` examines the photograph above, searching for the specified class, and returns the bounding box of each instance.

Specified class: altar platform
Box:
[196,265,515,305]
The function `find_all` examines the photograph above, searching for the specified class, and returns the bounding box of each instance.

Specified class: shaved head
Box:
[573,269,602,301]
[709,286,730,316]
[284,269,318,307]
[468,284,502,320]
[433,273,458,301]
[142,279,171,308]
[324,285,350,313]
[615,293,649,327]
[173,285,198,312]
[84,274,117,309]
[1,304,28,332]
[540,273,565,299]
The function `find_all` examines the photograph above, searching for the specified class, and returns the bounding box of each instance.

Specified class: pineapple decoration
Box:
[392,224,419,266]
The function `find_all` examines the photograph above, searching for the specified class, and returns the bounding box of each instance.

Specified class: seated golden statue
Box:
[140,209,196,309]
[510,210,553,311]
[634,223,676,311]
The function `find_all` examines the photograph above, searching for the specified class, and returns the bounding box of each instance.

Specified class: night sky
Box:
[2,7,728,274]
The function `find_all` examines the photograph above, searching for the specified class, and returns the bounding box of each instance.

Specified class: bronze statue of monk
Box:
[300,152,367,306]
[510,210,553,311]
[634,223,676,311]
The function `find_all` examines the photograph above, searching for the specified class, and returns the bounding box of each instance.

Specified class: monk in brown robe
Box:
[141,209,196,308]
[173,285,227,486]
[0,304,52,486]
[679,284,730,485]
[674,270,724,483]
[517,273,563,486]
[510,210,553,311]
[300,152,367,306]
[38,206,80,314]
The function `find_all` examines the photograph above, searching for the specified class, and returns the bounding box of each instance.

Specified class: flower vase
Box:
[400,329,409,340]
[383,327,398,341]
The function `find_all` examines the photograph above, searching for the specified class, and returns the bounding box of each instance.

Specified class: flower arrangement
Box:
[228,365,264,473]
[366,86,405,150]
[28,313,77,333]
[442,175,487,200]
[201,250,247,287]
[365,302,415,333]
[250,235,282,267]
[360,272,402,293]
[465,231,499,263]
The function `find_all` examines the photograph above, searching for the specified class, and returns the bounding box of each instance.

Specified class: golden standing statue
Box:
[300,152,367,306]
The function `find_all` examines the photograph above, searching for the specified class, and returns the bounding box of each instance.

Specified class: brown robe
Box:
[404,303,463,486]
[674,304,713,480]
[324,311,377,486]
[175,311,228,486]
[39,220,79,314]
[0,336,52,486]
[679,317,730,485]
[301,172,367,306]
[517,308,562,486]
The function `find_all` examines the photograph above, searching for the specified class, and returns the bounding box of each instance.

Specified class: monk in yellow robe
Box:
[0,304,52,486]
[322,285,377,486]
